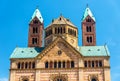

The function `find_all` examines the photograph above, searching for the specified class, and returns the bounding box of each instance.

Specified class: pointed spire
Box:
[30,8,43,23]
[82,5,95,22]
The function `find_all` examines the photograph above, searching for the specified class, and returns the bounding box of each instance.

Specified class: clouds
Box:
[0,78,8,81]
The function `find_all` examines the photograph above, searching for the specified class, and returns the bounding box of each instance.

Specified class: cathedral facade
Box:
[9,6,111,81]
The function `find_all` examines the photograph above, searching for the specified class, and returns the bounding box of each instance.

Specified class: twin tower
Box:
[28,6,96,48]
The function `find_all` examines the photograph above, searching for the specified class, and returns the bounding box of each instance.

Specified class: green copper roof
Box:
[10,45,110,59]
[82,7,95,22]
[30,8,43,23]
[10,47,44,59]
[78,45,110,56]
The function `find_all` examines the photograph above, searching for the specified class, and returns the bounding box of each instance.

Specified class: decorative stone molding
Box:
[50,73,68,81]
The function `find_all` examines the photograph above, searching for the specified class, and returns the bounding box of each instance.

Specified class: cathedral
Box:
[9,6,111,81]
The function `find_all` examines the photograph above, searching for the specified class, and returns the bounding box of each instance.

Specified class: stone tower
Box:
[28,8,44,47]
[45,15,78,48]
[82,6,96,46]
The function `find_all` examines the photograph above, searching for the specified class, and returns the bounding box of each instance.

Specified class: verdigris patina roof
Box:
[82,6,95,22]
[10,45,110,59]
[10,47,44,59]
[29,8,43,23]
[78,45,110,56]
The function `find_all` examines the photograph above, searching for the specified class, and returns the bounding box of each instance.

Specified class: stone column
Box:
[104,68,111,81]
[9,70,15,81]
[35,70,40,81]
[79,58,84,81]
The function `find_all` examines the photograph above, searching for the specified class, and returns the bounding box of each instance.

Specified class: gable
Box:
[36,36,82,60]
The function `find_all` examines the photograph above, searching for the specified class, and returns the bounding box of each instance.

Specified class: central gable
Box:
[36,36,82,61]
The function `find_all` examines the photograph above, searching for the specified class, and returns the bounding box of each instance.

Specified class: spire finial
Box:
[36,5,39,9]
[86,3,89,8]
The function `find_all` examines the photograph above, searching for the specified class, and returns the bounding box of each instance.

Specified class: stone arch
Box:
[20,76,29,81]
[89,75,98,81]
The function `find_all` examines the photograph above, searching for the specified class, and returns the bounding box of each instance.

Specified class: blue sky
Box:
[0,0,120,81]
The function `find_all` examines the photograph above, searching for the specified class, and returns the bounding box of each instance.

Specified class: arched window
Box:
[84,61,87,67]
[92,61,94,67]
[63,61,65,68]
[58,61,61,68]
[54,61,57,68]
[90,36,92,43]
[17,62,21,69]
[60,27,62,34]
[99,60,102,67]
[32,38,37,44]
[25,62,28,69]
[33,27,38,33]
[86,26,92,32]
[32,62,35,69]
[89,26,92,32]
[33,28,35,33]
[87,36,92,43]
[87,37,90,43]
[55,28,57,34]
[71,61,74,68]
[45,61,49,68]
[91,78,96,81]
[58,27,60,34]
[50,61,53,68]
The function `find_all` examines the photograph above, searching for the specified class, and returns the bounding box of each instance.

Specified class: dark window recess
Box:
[17,62,21,69]
[63,61,65,68]
[92,61,94,67]
[25,62,28,69]
[71,61,74,68]
[33,20,38,24]
[99,60,102,67]
[87,36,92,43]
[54,62,57,68]
[45,62,48,68]
[58,61,61,68]
[86,26,92,32]
[32,38,37,44]
[84,61,87,67]
[32,62,35,68]
[90,37,92,42]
